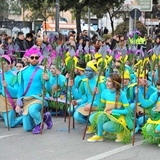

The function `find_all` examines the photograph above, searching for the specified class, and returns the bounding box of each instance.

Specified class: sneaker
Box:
[115,132,123,142]
[87,135,103,142]
[86,126,93,134]
[44,112,53,129]
[32,124,41,134]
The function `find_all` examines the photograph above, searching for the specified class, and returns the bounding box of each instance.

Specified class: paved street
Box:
[0,116,159,160]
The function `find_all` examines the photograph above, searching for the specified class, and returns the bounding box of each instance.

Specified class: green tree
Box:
[91,0,125,36]
[60,0,124,35]
[27,0,55,21]
[60,0,90,34]
[0,0,9,20]
[115,20,147,36]
[18,0,55,22]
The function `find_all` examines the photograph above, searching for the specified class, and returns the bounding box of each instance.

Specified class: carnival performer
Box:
[15,46,53,134]
[0,55,22,127]
[135,78,160,147]
[88,73,133,143]
[122,70,131,95]
[68,60,86,100]
[16,61,25,71]
[129,71,157,133]
[73,60,106,134]
[67,60,86,115]
[49,63,66,98]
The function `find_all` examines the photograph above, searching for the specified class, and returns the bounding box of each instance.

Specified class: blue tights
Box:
[23,103,42,131]
[97,113,121,136]
[2,110,22,128]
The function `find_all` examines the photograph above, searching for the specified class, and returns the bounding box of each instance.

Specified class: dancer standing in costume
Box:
[15,46,53,134]
[0,55,22,128]
[88,73,133,143]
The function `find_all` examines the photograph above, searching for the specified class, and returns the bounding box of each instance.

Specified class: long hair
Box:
[109,73,121,108]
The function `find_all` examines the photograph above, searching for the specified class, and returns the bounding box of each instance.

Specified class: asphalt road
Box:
[0,116,159,160]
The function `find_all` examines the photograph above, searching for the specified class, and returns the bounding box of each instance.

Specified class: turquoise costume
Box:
[137,90,160,145]
[74,75,105,125]
[129,83,157,132]
[0,70,22,128]
[71,74,86,100]
[17,64,52,132]
[88,89,133,143]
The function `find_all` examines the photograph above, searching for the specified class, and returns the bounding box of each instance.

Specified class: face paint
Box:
[85,67,95,79]
[106,78,113,89]
[113,68,119,74]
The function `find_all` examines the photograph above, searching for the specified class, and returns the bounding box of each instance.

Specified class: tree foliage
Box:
[91,0,125,36]
[19,0,55,21]
[59,0,124,35]
[59,0,90,34]
[0,0,9,20]
[115,20,147,37]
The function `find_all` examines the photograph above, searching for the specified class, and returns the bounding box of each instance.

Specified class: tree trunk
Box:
[76,8,82,36]
[108,11,114,36]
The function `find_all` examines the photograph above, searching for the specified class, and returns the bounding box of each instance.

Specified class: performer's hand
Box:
[42,73,49,81]
[106,110,112,114]
[68,79,74,87]
[155,130,159,133]
[15,105,21,113]
[152,70,156,77]
[2,81,7,87]
[94,87,98,94]
[72,100,78,106]
[56,69,61,75]
[143,79,149,86]
[84,104,91,111]
[65,73,70,79]
[135,87,139,94]
[137,111,144,116]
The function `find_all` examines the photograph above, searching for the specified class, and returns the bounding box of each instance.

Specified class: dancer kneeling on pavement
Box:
[135,78,160,147]
[15,46,53,134]
[0,55,22,128]
[72,60,106,134]
[88,73,133,143]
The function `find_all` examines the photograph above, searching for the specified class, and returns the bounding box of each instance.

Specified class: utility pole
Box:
[55,0,59,32]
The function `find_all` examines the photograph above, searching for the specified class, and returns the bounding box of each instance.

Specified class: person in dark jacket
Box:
[110,35,119,50]
[15,32,25,57]
[23,33,34,50]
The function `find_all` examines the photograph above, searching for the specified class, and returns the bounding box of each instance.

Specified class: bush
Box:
[102,33,112,40]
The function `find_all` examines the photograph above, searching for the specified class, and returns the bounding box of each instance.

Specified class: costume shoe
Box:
[115,131,124,142]
[86,126,93,134]
[44,112,53,129]
[87,135,103,142]
[32,124,41,134]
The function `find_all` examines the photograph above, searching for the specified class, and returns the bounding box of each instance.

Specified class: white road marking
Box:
[0,134,18,139]
[86,140,143,160]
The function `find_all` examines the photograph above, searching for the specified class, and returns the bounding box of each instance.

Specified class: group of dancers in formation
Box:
[0,31,160,147]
